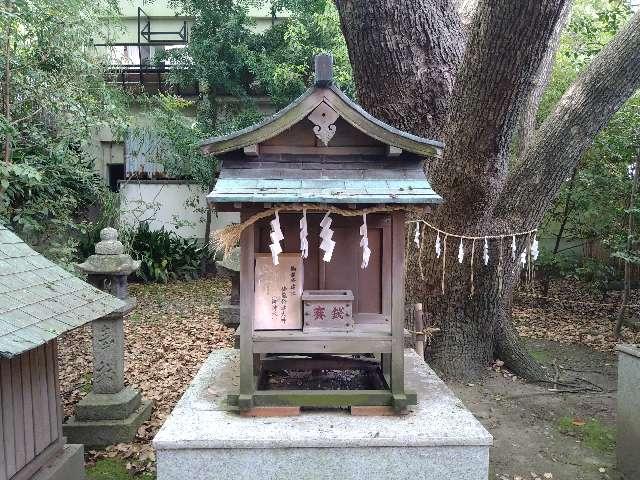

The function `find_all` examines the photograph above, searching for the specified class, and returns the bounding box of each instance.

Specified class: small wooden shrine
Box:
[0,224,124,480]
[202,54,443,414]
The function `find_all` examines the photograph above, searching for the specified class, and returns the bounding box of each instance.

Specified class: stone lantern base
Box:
[63,386,153,446]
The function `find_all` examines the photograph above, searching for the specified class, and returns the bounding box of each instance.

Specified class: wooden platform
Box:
[252,324,392,354]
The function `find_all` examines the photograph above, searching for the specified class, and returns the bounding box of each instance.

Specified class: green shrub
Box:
[536,248,579,279]
[126,222,211,283]
[572,258,618,295]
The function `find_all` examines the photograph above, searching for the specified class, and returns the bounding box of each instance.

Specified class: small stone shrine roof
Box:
[202,54,444,206]
[0,224,125,358]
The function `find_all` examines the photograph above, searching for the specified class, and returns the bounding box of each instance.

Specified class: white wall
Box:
[119,181,238,240]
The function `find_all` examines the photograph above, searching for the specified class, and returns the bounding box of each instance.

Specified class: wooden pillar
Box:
[390,211,407,411]
[414,303,425,358]
[238,221,256,410]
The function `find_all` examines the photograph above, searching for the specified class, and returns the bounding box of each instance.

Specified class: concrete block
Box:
[75,386,141,421]
[617,344,640,480]
[154,349,492,480]
[64,399,153,447]
[32,443,85,480]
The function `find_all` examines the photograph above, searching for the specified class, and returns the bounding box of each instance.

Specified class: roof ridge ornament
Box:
[314,53,333,87]
[307,101,339,146]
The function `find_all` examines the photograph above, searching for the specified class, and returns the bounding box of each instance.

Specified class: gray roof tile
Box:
[0,224,125,358]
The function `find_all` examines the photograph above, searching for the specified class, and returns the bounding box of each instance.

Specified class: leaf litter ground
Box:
[58,277,635,478]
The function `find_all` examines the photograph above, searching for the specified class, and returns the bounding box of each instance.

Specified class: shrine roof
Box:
[199,85,444,158]
[207,154,442,204]
[0,225,125,358]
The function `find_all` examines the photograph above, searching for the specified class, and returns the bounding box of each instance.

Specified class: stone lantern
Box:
[63,228,153,446]
[216,247,240,328]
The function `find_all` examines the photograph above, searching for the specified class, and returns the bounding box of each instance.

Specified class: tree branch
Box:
[498,11,640,228]
[430,0,569,224]
[515,1,571,156]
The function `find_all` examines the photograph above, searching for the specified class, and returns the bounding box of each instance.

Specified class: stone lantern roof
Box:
[77,227,141,276]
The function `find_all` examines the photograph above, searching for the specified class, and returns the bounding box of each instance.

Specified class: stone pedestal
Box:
[616,344,640,480]
[32,444,86,480]
[63,228,153,446]
[216,247,240,328]
[154,349,492,480]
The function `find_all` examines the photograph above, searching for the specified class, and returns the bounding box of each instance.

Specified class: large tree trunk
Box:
[335,0,465,138]
[336,0,640,380]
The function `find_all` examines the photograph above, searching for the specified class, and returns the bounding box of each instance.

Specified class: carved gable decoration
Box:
[307,101,339,146]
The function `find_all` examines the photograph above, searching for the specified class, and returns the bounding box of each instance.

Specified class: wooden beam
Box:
[386,145,402,156]
[228,389,417,408]
[238,218,256,410]
[391,211,407,411]
[253,339,391,354]
[350,406,403,416]
[243,144,259,156]
[240,406,300,417]
[260,356,380,372]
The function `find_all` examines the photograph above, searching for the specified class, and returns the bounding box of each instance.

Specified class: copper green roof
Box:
[0,225,125,358]
[208,154,443,205]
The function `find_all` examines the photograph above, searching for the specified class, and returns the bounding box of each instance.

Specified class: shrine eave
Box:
[199,86,444,158]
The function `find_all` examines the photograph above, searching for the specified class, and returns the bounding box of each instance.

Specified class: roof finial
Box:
[314,53,333,87]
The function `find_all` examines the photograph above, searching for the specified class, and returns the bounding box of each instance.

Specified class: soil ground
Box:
[57,277,634,479]
[451,338,619,480]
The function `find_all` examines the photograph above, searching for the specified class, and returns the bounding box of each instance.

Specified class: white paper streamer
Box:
[435,231,441,258]
[319,212,335,262]
[269,211,284,265]
[360,214,371,269]
[458,239,464,264]
[414,222,421,247]
[299,209,309,259]
[511,235,517,260]
[530,235,539,261]
[483,237,489,265]
[520,250,527,265]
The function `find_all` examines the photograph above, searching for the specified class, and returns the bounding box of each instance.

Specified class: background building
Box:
[90,1,282,239]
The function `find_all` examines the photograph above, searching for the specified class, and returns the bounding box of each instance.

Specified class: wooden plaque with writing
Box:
[254,253,304,330]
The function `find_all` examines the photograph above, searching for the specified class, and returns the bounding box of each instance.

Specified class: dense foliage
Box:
[126,221,213,283]
[161,0,352,125]
[0,0,128,264]
[538,0,639,282]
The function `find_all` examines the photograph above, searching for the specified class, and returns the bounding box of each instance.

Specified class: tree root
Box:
[495,318,548,382]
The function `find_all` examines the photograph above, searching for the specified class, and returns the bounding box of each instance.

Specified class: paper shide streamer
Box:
[299,209,309,259]
[360,213,371,269]
[483,237,489,266]
[531,234,539,261]
[406,219,539,296]
[319,212,336,262]
[269,211,284,265]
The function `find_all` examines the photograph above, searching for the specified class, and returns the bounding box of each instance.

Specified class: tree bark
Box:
[336,1,640,380]
[541,162,579,297]
[498,11,640,226]
[335,0,465,138]
[515,1,571,156]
